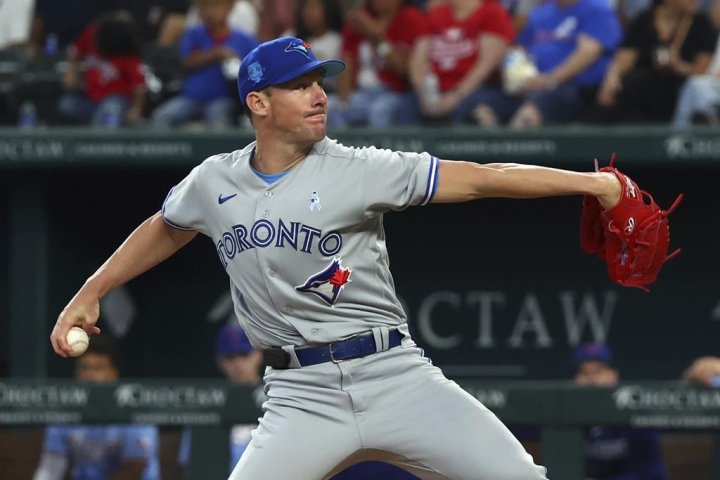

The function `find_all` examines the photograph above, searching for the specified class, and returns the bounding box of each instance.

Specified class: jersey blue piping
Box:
[161,187,195,231]
[421,156,439,206]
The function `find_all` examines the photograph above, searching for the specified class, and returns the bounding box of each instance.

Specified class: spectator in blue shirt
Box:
[574,343,668,480]
[151,0,257,129]
[33,335,160,480]
[472,0,622,128]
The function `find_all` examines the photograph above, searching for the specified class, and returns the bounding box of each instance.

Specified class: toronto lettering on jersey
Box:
[216,218,343,267]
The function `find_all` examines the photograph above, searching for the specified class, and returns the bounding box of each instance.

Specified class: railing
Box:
[2,379,719,479]
[0,125,719,167]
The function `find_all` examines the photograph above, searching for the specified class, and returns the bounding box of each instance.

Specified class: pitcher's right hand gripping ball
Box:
[580,153,683,291]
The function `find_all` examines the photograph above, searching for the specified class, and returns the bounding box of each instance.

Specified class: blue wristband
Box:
[711,375,720,388]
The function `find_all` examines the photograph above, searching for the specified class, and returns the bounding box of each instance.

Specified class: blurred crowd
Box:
[0,0,719,130]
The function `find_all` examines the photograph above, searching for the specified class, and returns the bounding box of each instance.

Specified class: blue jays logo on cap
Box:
[237,36,345,106]
[296,257,352,306]
[284,41,312,58]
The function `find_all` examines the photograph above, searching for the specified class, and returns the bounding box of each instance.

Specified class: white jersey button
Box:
[262,210,269,218]
[268,270,276,277]
[265,191,273,197]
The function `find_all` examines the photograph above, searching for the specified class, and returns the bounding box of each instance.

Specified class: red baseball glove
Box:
[580,153,682,291]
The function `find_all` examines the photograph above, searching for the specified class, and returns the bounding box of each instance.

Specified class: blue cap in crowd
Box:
[574,342,614,367]
[215,324,254,356]
[237,36,345,106]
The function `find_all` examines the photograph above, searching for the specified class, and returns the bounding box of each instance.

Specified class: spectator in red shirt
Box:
[57,11,147,127]
[409,0,515,124]
[328,0,426,128]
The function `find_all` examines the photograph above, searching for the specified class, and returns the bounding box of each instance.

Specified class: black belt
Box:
[263,329,403,369]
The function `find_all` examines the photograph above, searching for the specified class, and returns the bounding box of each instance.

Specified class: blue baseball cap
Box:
[574,342,614,367]
[237,36,345,106]
[215,324,254,356]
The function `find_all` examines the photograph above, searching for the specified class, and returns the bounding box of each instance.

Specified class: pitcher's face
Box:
[265,70,329,143]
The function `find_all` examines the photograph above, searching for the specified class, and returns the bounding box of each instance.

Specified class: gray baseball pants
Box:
[230,339,548,479]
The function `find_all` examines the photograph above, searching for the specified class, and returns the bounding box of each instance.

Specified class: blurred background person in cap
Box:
[214,321,265,387]
[574,342,668,480]
[178,322,264,476]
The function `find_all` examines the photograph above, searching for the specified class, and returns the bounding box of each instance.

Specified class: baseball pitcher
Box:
[52,37,675,480]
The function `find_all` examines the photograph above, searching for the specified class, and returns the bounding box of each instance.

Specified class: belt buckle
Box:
[329,342,344,363]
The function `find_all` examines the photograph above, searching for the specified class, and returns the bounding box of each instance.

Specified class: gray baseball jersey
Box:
[162,137,548,480]
[162,137,438,349]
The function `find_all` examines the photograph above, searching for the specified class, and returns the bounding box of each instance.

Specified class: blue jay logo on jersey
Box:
[295,257,351,306]
[284,41,312,59]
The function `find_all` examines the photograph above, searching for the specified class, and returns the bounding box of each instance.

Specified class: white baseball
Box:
[66,327,89,357]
